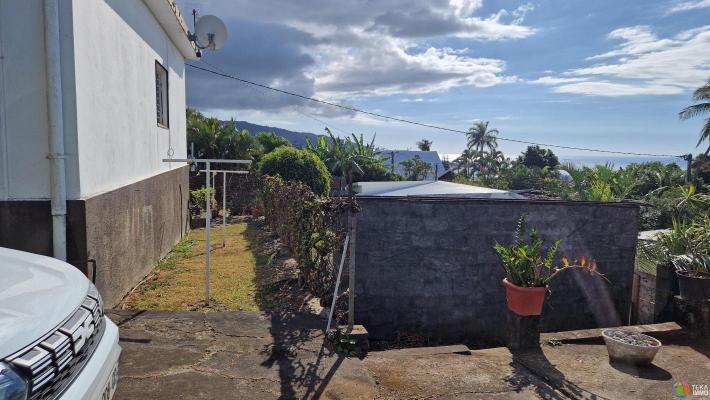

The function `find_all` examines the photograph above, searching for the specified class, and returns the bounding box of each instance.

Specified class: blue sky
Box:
[179,0,710,159]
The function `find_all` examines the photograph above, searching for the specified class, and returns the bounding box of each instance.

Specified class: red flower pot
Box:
[502,278,547,316]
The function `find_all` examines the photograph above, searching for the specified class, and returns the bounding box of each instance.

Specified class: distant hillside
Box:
[231,121,320,148]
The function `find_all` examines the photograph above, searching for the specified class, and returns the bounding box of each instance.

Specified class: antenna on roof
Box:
[189,10,228,58]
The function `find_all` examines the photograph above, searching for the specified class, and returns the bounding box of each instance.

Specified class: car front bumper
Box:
[59,316,121,400]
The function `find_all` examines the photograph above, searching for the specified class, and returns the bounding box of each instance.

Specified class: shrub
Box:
[259,176,349,298]
[257,147,330,195]
[190,186,217,216]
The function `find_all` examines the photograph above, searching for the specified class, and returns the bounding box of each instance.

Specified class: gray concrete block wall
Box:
[354,197,639,344]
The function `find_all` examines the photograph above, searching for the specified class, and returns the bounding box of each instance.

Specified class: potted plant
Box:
[654,216,710,302]
[494,214,608,316]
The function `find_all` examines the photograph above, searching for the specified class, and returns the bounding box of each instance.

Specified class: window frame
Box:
[155,60,169,129]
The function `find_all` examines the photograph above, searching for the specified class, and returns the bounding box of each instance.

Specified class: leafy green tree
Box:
[256,132,290,155]
[305,128,395,184]
[467,121,498,153]
[517,145,559,169]
[679,81,710,156]
[186,108,256,160]
[416,139,433,151]
[257,147,330,195]
[399,157,432,180]
[692,154,710,186]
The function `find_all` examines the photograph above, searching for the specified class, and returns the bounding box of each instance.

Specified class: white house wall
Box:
[71,0,187,198]
[0,0,80,200]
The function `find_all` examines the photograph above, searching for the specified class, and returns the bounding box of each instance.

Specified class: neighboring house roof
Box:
[381,150,446,180]
[143,0,199,60]
[354,181,527,199]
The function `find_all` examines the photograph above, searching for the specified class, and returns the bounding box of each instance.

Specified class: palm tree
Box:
[467,121,499,153]
[416,139,433,151]
[679,81,710,156]
[455,148,478,178]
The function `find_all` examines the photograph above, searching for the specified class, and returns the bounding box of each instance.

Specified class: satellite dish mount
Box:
[189,9,228,57]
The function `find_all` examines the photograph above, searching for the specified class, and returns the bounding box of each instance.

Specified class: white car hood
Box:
[0,247,89,358]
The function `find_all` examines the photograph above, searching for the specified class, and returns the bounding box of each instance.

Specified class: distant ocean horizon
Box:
[439,153,684,169]
[557,155,683,169]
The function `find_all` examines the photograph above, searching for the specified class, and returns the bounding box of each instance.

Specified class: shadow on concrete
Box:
[245,219,346,399]
[507,346,608,400]
[608,360,672,380]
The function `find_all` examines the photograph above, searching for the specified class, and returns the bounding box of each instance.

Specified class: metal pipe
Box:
[205,162,211,303]
[222,171,226,246]
[326,235,349,332]
[43,0,67,261]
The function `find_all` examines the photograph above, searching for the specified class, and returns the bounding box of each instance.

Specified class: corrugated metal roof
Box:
[354,181,526,199]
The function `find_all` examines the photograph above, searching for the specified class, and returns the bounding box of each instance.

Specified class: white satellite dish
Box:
[195,15,227,51]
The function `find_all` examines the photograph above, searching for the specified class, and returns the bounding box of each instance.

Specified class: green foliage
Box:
[467,121,499,152]
[259,176,350,298]
[189,187,217,216]
[517,145,559,169]
[257,147,331,195]
[327,330,365,357]
[256,132,290,154]
[494,214,606,287]
[305,129,395,183]
[187,108,257,160]
[692,154,710,187]
[416,139,432,151]
[679,80,710,152]
[646,216,710,277]
[399,157,432,180]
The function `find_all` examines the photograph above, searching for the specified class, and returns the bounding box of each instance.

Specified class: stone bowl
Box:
[602,329,661,365]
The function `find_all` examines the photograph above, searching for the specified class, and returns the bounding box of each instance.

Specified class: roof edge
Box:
[143,0,199,60]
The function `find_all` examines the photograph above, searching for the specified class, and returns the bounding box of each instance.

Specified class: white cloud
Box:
[532,25,710,96]
[180,0,535,112]
[668,0,710,13]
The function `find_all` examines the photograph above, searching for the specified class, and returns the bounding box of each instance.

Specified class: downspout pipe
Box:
[43,0,67,261]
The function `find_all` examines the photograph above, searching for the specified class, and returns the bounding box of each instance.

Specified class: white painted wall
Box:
[71,0,188,198]
[0,0,188,200]
[0,0,79,200]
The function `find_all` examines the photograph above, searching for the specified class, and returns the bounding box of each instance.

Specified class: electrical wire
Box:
[187,61,686,159]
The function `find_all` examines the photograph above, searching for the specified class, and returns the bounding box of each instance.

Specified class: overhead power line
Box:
[187,62,685,159]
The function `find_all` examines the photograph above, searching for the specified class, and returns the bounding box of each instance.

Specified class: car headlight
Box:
[0,362,28,400]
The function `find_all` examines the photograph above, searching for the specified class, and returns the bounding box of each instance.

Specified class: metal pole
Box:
[347,165,356,331]
[205,162,211,304]
[326,235,349,332]
[222,171,227,246]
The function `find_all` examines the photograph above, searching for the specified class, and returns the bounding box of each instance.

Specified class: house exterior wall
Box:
[0,0,79,200]
[0,0,188,201]
[71,0,188,198]
[0,0,192,304]
[354,197,640,344]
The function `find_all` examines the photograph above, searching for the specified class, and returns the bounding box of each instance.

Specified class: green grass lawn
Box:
[125,223,261,311]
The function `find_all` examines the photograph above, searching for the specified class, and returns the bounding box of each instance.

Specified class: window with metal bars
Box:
[155,60,169,128]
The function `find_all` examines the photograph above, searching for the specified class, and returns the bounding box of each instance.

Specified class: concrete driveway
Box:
[108,310,374,399]
[109,311,710,399]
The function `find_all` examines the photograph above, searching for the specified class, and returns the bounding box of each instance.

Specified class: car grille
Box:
[6,290,105,400]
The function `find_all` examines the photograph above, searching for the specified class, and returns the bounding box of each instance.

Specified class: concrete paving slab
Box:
[109,310,376,400]
[110,310,709,400]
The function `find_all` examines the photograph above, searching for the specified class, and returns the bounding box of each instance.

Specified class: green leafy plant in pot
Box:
[494,214,609,316]
[653,216,710,301]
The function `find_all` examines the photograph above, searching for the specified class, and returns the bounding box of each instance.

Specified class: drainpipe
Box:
[43,0,67,261]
